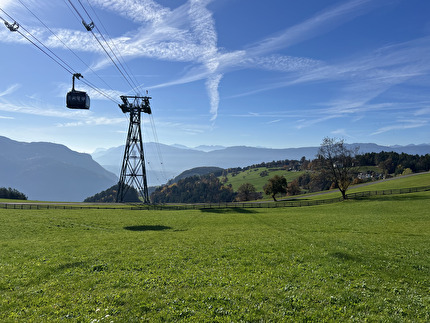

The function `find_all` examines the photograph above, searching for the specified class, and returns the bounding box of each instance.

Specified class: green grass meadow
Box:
[223,168,304,193]
[1,178,430,321]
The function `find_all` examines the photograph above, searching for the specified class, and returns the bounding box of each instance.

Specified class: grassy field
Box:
[295,172,430,201]
[348,172,430,192]
[1,178,429,321]
[224,167,304,193]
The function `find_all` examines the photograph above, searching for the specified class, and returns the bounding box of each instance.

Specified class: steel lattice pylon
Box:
[116,95,152,203]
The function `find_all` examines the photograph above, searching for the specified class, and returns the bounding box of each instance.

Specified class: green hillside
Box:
[302,172,430,200]
[223,167,305,192]
[348,172,430,192]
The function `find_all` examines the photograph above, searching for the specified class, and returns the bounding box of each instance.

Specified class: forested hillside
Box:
[84,184,140,203]
[151,174,236,204]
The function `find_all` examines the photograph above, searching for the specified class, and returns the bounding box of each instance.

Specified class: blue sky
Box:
[0,0,429,153]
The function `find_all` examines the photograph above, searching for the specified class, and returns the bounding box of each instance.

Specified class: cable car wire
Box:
[1,7,120,105]
[149,113,168,182]
[76,0,141,93]
[0,9,73,75]
[16,0,120,104]
[83,0,144,94]
[63,0,82,24]
[67,0,140,94]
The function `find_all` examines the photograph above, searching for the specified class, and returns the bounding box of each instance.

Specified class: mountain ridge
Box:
[92,142,430,186]
[0,136,117,202]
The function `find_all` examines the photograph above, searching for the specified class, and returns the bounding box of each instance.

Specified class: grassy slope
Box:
[348,172,430,192]
[1,177,429,321]
[299,172,430,201]
[224,167,304,192]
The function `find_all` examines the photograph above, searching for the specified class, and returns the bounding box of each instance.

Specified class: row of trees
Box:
[356,151,430,175]
[0,187,27,200]
[236,175,301,202]
[223,157,310,177]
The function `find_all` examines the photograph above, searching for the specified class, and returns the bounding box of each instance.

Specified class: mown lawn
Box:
[1,191,429,321]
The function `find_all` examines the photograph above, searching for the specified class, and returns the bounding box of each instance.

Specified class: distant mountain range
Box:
[1,135,428,202]
[0,136,117,202]
[92,142,430,186]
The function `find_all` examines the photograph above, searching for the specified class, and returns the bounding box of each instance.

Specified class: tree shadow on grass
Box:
[200,208,257,214]
[124,225,172,231]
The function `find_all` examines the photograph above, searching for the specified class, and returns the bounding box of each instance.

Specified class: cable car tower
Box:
[116,95,152,203]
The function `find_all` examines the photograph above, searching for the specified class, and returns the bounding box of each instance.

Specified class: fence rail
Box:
[1,185,429,211]
[346,185,430,199]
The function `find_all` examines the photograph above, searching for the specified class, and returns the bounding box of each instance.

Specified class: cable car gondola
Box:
[66,73,90,109]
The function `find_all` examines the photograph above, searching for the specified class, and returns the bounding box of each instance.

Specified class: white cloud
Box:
[85,0,377,121]
[247,0,377,57]
[251,55,322,73]
[414,107,430,116]
[90,0,171,24]
[266,119,281,124]
[330,128,354,139]
[296,115,339,129]
[0,84,20,97]
[371,119,428,135]
[56,116,125,127]
[0,96,126,128]
[0,0,13,9]
[206,74,222,121]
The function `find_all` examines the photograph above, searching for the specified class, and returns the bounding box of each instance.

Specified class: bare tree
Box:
[317,137,359,199]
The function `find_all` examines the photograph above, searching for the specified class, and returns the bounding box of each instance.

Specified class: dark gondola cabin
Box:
[66,73,90,109]
[66,90,90,109]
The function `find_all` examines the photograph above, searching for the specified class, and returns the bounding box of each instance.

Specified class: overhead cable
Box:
[67,0,140,94]
[84,0,144,94]
[0,9,74,75]
[17,0,120,104]
[1,7,119,105]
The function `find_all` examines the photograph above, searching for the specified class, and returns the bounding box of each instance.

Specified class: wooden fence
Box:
[1,185,429,211]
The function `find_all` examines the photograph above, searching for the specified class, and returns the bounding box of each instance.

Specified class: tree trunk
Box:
[340,189,347,200]
[272,194,277,202]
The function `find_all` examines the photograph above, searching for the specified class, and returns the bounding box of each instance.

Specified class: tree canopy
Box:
[236,183,261,201]
[263,175,288,201]
[0,187,27,200]
[317,137,358,199]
